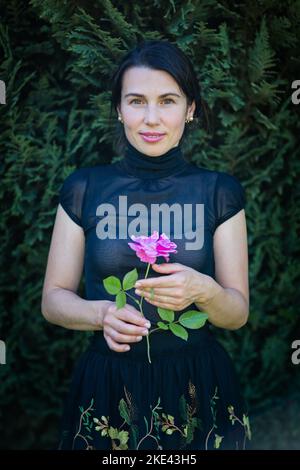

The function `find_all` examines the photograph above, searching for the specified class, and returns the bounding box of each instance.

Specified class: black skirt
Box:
[57,325,250,450]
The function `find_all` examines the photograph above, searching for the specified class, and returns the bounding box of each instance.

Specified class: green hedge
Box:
[0,0,299,449]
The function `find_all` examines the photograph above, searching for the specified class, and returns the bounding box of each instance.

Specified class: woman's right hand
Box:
[102,301,151,353]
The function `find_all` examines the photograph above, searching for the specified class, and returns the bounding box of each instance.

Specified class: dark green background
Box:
[0,0,299,449]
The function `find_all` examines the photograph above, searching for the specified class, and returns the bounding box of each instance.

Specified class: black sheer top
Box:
[59,138,246,324]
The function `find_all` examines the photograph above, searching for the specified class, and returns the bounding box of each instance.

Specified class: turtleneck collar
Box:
[118,137,188,179]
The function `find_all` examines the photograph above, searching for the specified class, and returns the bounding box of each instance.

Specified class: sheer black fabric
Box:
[57,138,248,450]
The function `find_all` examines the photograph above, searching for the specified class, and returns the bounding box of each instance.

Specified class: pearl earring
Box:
[118,115,123,123]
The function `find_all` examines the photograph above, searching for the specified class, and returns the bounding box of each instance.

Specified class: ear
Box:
[188,99,196,115]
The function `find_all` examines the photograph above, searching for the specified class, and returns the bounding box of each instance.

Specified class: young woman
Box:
[42,39,250,450]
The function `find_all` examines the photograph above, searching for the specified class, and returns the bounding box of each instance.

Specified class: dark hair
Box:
[109,39,209,155]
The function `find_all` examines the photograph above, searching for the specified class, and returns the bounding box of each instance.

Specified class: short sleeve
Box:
[59,168,89,227]
[214,172,246,231]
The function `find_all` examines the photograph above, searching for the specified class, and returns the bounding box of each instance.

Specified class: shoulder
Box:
[215,170,244,186]
[214,170,246,202]
[184,161,218,181]
[59,164,111,227]
[61,163,114,188]
[60,166,91,192]
[61,164,103,183]
[59,163,117,206]
[184,162,245,192]
[213,171,246,230]
[185,162,238,188]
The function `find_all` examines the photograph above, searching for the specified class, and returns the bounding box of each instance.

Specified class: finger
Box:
[134,274,178,289]
[145,299,182,310]
[138,288,179,304]
[105,326,145,344]
[110,317,150,336]
[111,302,140,318]
[125,303,143,315]
[152,262,183,271]
[135,287,180,297]
[144,296,179,307]
[120,306,151,327]
[104,334,131,353]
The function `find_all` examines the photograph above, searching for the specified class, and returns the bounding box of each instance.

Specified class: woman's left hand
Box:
[134,262,217,311]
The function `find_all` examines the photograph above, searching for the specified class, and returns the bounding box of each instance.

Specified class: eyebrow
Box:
[124,92,181,99]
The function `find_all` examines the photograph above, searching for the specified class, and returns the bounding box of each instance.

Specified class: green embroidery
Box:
[72,398,95,450]
[204,386,223,449]
[228,404,252,449]
[68,382,251,450]
[178,380,202,446]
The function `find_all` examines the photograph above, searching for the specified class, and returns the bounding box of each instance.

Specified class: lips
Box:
[140,132,166,136]
[140,133,166,143]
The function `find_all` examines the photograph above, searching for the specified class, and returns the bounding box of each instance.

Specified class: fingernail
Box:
[135,282,141,287]
[145,322,151,328]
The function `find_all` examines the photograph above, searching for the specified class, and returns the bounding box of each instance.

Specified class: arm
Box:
[194,209,249,330]
[41,204,110,331]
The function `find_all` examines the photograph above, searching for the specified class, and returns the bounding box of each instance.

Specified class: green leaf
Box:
[248,17,276,83]
[118,430,129,445]
[179,395,188,422]
[122,268,138,291]
[157,307,174,322]
[130,424,139,449]
[157,321,169,330]
[116,290,126,309]
[169,323,188,341]
[143,416,149,434]
[166,428,174,435]
[108,427,119,439]
[179,310,208,329]
[103,276,122,295]
[214,434,224,449]
[243,415,252,440]
[119,398,131,425]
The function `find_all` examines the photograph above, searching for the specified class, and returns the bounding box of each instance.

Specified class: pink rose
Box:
[128,231,177,264]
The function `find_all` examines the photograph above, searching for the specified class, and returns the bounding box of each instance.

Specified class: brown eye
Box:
[129,98,175,105]
[130,99,143,104]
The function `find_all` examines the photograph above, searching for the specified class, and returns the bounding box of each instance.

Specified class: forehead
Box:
[121,66,181,95]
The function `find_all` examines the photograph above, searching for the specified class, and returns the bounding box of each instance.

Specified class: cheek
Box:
[121,110,141,130]
[163,110,185,128]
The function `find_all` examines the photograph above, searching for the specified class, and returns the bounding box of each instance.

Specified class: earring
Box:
[185,116,194,123]
[118,115,123,123]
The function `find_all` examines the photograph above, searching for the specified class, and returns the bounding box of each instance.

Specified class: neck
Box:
[119,137,188,179]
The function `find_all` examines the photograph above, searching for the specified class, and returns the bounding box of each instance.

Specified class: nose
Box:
[144,105,160,125]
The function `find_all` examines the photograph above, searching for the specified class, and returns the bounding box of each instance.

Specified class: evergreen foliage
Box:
[0,0,299,449]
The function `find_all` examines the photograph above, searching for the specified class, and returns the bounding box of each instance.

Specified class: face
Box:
[117,66,196,156]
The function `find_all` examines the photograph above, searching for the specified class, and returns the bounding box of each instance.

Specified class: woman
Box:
[42,39,250,450]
